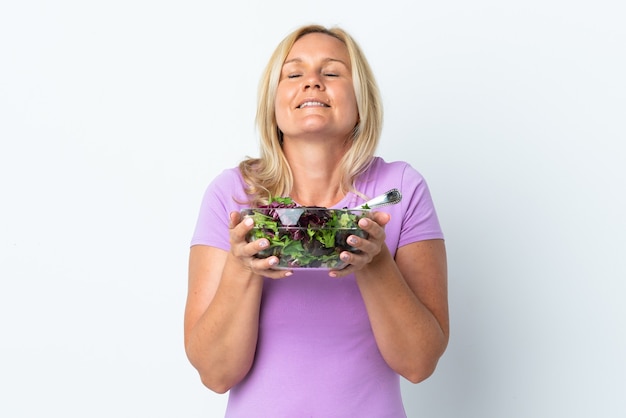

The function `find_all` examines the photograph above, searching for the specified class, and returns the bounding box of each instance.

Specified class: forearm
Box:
[356,245,448,383]
[185,254,264,393]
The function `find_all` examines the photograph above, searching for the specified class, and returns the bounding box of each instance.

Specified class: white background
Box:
[1,1,625,417]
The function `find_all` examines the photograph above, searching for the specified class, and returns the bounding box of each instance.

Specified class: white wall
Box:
[1,1,624,417]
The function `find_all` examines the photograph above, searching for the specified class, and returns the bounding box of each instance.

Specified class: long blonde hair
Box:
[239,24,383,206]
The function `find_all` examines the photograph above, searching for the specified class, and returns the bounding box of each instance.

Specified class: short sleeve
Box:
[397,163,444,247]
[190,168,249,250]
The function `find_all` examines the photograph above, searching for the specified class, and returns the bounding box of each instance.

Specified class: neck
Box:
[290,185,344,208]
[283,139,348,207]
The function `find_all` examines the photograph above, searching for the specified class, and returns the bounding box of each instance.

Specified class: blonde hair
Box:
[239,24,383,206]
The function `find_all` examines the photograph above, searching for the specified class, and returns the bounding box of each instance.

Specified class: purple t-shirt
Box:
[191,157,444,417]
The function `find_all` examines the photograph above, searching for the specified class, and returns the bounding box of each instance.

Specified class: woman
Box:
[184,24,449,417]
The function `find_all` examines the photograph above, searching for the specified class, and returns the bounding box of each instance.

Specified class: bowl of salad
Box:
[241,197,370,269]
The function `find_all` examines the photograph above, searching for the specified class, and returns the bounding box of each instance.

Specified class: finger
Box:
[229,211,242,228]
[251,256,293,279]
[230,214,264,256]
[232,214,255,241]
[356,217,386,243]
[361,211,390,229]
[372,210,391,227]
[329,262,355,278]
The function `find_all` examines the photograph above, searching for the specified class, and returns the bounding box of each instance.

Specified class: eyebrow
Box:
[283,57,349,67]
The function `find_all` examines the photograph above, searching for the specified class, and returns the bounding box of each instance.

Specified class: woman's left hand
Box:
[329,211,391,278]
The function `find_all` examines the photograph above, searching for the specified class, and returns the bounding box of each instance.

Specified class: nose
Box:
[303,72,324,90]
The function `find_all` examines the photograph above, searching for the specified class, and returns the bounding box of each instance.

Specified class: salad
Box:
[242,197,369,269]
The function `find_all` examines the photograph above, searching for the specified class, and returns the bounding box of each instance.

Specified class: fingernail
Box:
[258,240,268,248]
[244,217,254,226]
[268,257,278,266]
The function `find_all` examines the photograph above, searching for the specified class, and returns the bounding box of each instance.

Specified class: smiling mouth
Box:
[297,101,329,109]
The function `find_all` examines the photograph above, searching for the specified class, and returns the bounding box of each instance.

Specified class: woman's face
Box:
[275,33,358,142]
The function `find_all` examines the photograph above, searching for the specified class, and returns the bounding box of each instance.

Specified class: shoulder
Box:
[191,167,247,248]
[199,167,250,210]
[204,167,246,195]
[210,167,245,186]
[367,157,426,186]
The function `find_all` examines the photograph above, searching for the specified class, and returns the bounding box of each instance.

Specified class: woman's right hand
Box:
[228,211,293,279]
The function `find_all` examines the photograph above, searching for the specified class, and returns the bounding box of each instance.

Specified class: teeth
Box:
[299,101,327,108]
